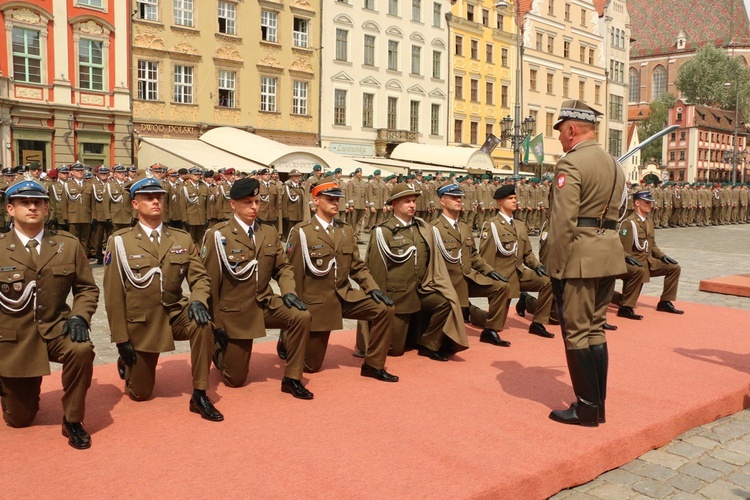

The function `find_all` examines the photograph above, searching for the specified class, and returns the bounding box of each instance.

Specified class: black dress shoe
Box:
[361,363,399,382]
[549,402,599,427]
[479,329,511,347]
[528,322,554,338]
[116,357,126,380]
[276,333,287,360]
[189,394,224,422]
[617,306,643,320]
[602,322,618,331]
[418,346,449,361]
[281,377,314,399]
[656,300,684,314]
[515,293,528,317]
[62,418,91,450]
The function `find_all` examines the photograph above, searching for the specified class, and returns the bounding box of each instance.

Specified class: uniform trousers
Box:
[519,269,553,324]
[187,224,206,246]
[1,335,94,427]
[522,285,557,323]
[557,276,616,350]
[616,263,649,308]
[368,209,386,231]
[68,223,91,254]
[347,209,366,235]
[306,297,394,373]
[216,305,311,387]
[121,305,213,401]
[464,279,511,331]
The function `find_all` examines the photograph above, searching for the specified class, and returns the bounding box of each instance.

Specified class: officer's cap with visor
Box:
[6,180,49,200]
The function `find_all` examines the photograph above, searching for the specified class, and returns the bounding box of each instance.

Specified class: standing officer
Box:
[366,169,388,232]
[105,165,133,231]
[285,179,398,382]
[257,168,281,227]
[90,166,110,263]
[180,166,209,244]
[62,162,93,252]
[202,178,312,398]
[0,180,99,449]
[104,176,222,421]
[217,167,236,222]
[282,169,306,237]
[546,100,626,427]
[345,167,368,238]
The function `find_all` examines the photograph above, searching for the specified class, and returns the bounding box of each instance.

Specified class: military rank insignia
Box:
[286,242,294,254]
[200,245,207,258]
[104,251,111,266]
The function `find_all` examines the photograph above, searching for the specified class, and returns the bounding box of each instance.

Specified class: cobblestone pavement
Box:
[80,222,750,498]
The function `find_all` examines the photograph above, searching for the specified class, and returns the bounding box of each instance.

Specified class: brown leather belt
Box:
[577,218,618,230]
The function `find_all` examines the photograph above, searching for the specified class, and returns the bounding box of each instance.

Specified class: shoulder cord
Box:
[375,226,418,270]
[92,182,104,202]
[50,184,62,203]
[183,186,199,205]
[213,229,258,282]
[490,221,518,256]
[431,226,462,265]
[107,183,123,203]
[114,235,163,292]
[220,185,231,200]
[0,280,36,314]
[64,182,81,202]
[298,227,337,280]
[285,184,300,203]
[629,220,648,252]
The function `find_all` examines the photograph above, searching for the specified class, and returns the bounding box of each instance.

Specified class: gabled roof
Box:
[593,0,608,16]
[692,103,743,132]
[628,104,651,122]
[627,122,638,145]
[629,0,750,57]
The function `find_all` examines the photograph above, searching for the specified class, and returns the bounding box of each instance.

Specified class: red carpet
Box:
[2,296,749,499]
[700,274,750,297]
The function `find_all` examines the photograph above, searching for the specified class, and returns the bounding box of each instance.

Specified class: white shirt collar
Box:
[138,222,163,238]
[314,214,334,231]
[234,215,256,235]
[636,212,647,222]
[499,211,514,225]
[442,213,459,227]
[393,215,412,227]
[14,228,44,250]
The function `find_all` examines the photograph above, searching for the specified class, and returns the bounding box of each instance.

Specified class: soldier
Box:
[740,184,749,223]
[711,182,722,225]
[0,166,10,231]
[285,180,398,382]
[203,170,219,228]
[479,185,554,339]
[257,168,281,227]
[282,169,306,237]
[345,167,368,238]
[430,183,512,346]
[90,166,110,264]
[616,190,683,320]
[104,176,223,421]
[366,169,388,231]
[0,180,99,449]
[217,167,236,222]
[515,177,529,224]
[165,169,183,228]
[302,165,324,216]
[360,183,469,361]
[62,162,93,253]
[127,165,137,181]
[48,166,69,230]
[202,178,312,397]
[180,166,209,244]
[105,165,133,231]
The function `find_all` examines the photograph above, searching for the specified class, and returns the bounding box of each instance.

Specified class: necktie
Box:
[510,219,514,227]
[248,226,254,239]
[150,230,159,249]
[326,225,334,238]
[26,239,39,267]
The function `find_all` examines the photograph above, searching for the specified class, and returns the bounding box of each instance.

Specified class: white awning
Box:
[138,136,264,172]
[389,143,495,172]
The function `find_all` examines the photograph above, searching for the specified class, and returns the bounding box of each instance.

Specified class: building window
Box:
[653,65,667,100]
[594,84,601,104]
[529,110,537,135]
[335,29,348,61]
[79,0,104,6]
[563,40,570,58]
[548,0,555,15]
[293,17,309,48]
[628,68,639,102]
[412,0,421,22]
[454,119,463,142]
[410,100,420,132]
[579,45,586,62]
[174,0,194,27]
[455,75,463,99]
[334,89,347,125]
[173,65,193,104]
[470,78,478,101]
[482,8,489,26]
[364,35,376,66]
[470,39,478,59]
[470,122,478,144]
[546,73,554,94]
[411,45,421,74]
[455,35,463,56]
[547,35,555,54]
[562,76,569,98]
[679,150,685,161]
[564,3,570,20]
[578,80,585,100]
[433,3,442,26]
[486,43,494,63]
[387,96,398,129]
[292,80,308,115]
[486,123,493,138]
[432,50,441,78]
[486,81,494,104]
[137,60,158,100]
[218,2,236,35]
[501,48,509,67]
[261,10,278,42]
[260,76,277,112]
[388,40,399,70]
[535,32,543,51]
[362,93,374,127]
[388,0,398,16]
[529,69,537,91]
[364,0,375,9]
[137,0,159,21]
[218,70,236,107]
[430,103,440,135]
[11,28,42,84]
[609,130,622,157]
[580,8,586,26]
[466,4,474,21]
[496,13,504,29]
[79,39,104,91]
[546,112,554,137]
[501,85,508,107]
[588,48,595,65]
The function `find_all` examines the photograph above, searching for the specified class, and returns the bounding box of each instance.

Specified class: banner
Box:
[521,134,531,164]
[529,134,544,164]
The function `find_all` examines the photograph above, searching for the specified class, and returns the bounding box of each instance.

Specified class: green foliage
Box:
[638,93,678,162]
[676,45,750,115]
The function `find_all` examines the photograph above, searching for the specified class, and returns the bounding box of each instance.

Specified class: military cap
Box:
[289,169,302,177]
[98,166,110,174]
[438,183,465,197]
[112,164,126,173]
[373,169,381,176]
[2,167,15,176]
[229,177,260,199]
[178,168,188,175]
[84,172,94,179]
[150,163,166,173]
[354,167,362,174]
[6,180,49,199]
[167,170,178,177]
[257,168,270,175]
[334,167,342,174]
[27,161,41,171]
[553,100,603,130]
[312,164,322,172]
[493,184,516,199]
[130,176,167,197]
[127,165,137,172]
[57,165,70,174]
[225,167,236,175]
[218,168,226,174]
[70,162,85,171]
[271,169,279,174]
[250,170,257,176]
[387,183,421,204]
[205,170,215,178]
[633,190,654,202]
[311,180,345,198]
[188,166,203,175]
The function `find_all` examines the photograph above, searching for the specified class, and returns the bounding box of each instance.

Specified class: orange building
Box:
[0,0,131,170]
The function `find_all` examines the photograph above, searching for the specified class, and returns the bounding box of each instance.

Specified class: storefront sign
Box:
[136,123,198,137]
[328,142,374,157]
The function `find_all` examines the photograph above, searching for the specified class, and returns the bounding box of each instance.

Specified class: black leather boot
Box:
[590,343,608,423]
[549,348,600,427]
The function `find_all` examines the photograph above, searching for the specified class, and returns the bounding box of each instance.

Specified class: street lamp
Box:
[500,113,536,169]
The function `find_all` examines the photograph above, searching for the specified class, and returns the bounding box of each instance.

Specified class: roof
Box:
[390,143,495,171]
[692,103,743,132]
[138,137,264,172]
[627,122,638,146]
[592,0,607,16]
[629,104,652,122]
[629,0,750,57]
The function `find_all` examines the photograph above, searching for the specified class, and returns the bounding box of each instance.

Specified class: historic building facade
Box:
[0,0,131,169]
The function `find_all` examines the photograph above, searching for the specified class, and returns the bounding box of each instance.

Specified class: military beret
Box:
[312,164,322,172]
[48,168,58,179]
[178,168,188,175]
[230,177,260,199]
[373,169,381,175]
[205,170,215,178]
[27,162,41,171]
[224,168,236,175]
[334,168,342,174]
[493,184,516,199]
[481,174,490,179]
[354,167,362,174]
[258,168,270,175]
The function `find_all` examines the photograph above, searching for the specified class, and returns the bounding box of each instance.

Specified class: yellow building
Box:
[131,0,319,164]
[448,0,515,170]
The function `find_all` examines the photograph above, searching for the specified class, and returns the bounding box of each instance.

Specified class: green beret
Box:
[373,169,381,175]
[481,174,490,179]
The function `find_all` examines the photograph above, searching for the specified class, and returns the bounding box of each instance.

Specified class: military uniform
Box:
[62,171,94,251]
[282,176,306,237]
[180,178,209,244]
[345,174,368,235]
[258,178,281,225]
[90,173,109,260]
[366,175,388,230]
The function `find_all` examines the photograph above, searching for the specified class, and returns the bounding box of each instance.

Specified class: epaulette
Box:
[166,225,189,235]
[112,226,135,237]
[214,220,231,230]
[333,218,349,228]
[53,229,82,240]
[413,217,426,227]
[257,218,275,226]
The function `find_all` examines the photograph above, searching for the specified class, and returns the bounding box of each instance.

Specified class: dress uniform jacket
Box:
[0,230,98,378]
[619,213,666,281]
[91,179,107,222]
[203,218,295,338]
[366,178,388,210]
[287,218,376,331]
[103,225,210,353]
[105,180,132,226]
[258,180,280,222]
[168,180,183,222]
[180,181,208,226]
[479,215,540,298]
[217,183,234,220]
[61,180,93,224]
[206,183,219,221]
[282,181,306,222]
[345,177,368,211]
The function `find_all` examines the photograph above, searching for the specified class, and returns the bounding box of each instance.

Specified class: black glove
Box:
[117,341,137,367]
[130,218,138,227]
[282,293,307,311]
[63,219,69,226]
[487,270,509,283]
[369,289,394,307]
[625,255,644,267]
[661,255,678,265]
[183,221,191,232]
[551,278,566,300]
[46,219,58,231]
[105,219,112,226]
[213,328,228,351]
[91,220,99,230]
[535,265,548,277]
[188,301,211,325]
[62,315,89,343]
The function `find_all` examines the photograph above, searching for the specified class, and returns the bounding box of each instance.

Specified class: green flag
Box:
[521,134,531,164]
[529,133,544,164]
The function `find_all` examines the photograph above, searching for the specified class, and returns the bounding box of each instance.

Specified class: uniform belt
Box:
[577,218,618,230]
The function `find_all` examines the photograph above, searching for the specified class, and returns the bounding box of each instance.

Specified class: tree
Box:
[638,93,678,163]
[676,45,750,116]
